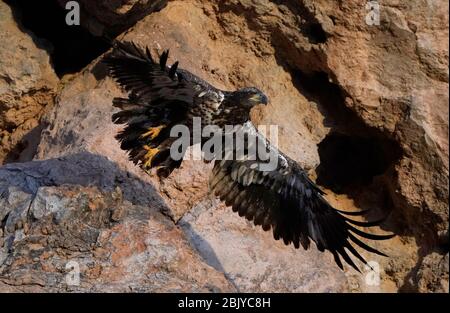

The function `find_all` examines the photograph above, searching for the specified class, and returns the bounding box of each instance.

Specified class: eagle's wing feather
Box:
[102,41,223,176]
[103,41,197,105]
[210,123,394,271]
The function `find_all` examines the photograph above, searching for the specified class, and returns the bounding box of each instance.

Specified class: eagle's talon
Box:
[141,125,165,140]
[143,145,159,168]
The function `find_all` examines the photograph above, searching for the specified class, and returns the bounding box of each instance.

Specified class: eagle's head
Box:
[233,87,269,108]
[220,87,268,126]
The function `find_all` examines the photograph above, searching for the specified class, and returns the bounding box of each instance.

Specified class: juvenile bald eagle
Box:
[103,41,394,272]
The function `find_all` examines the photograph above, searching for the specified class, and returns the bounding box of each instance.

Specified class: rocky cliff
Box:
[0,0,448,292]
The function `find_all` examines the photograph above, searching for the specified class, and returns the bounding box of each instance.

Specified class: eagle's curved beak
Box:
[250,93,269,105]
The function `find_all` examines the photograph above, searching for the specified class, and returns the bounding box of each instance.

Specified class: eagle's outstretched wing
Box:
[102,41,224,177]
[104,42,394,271]
[210,122,394,272]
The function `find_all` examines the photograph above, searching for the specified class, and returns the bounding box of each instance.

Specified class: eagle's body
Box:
[103,41,394,272]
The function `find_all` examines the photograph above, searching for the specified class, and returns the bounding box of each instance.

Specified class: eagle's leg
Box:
[142,145,160,168]
[141,125,166,140]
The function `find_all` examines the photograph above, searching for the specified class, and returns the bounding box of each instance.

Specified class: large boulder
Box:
[0,154,233,292]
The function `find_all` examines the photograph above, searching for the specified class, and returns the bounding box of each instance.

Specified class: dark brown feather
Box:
[210,130,395,272]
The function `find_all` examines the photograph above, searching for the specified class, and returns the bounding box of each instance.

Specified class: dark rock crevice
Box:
[291,69,403,193]
[55,0,169,39]
[272,0,328,44]
[316,133,400,191]
[5,0,111,77]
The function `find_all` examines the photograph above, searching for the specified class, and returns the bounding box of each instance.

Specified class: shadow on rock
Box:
[0,151,167,210]
[0,151,234,292]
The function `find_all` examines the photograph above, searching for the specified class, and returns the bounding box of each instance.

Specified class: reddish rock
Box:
[0,163,233,292]
[0,1,59,164]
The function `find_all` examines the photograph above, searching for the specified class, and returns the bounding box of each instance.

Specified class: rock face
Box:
[179,199,346,292]
[0,1,59,164]
[0,0,448,293]
[56,0,169,36]
[0,155,233,292]
[306,0,449,245]
[416,252,449,293]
